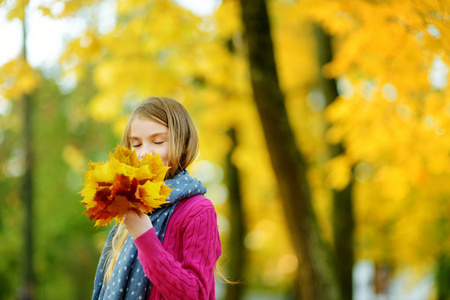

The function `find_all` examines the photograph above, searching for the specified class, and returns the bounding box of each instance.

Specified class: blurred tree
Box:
[0,69,118,299]
[436,254,450,300]
[0,100,23,297]
[223,128,247,300]
[32,77,97,299]
[306,0,450,295]
[313,24,354,300]
[238,0,340,299]
[0,2,118,294]
[0,1,40,297]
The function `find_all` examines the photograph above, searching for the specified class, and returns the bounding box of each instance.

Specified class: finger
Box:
[137,210,147,218]
[126,209,139,217]
[123,210,138,225]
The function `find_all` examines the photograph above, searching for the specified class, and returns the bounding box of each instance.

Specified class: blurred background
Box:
[0,0,449,299]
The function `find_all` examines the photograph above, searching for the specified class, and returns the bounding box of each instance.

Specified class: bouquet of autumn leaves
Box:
[81,145,172,227]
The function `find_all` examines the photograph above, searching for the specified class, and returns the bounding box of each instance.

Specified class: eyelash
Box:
[132,141,164,148]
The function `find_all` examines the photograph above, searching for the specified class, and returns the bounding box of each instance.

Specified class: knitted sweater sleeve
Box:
[134,201,221,300]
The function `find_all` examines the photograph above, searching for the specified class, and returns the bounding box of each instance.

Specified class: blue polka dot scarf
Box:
[91,170,207,300]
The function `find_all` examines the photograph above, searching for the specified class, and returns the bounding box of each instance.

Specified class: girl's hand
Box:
[123,210,153,239]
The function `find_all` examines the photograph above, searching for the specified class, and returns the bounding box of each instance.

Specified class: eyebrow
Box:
[129,132,168,140]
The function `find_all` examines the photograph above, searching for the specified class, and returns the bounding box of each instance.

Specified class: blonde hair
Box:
[104,96,199,284]
[121,96,199,179]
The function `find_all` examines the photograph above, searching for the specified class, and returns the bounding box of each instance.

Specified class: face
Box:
[129,117,169,166]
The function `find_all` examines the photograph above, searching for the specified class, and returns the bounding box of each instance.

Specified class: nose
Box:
[138,145,155,160]
[138,152,145,160]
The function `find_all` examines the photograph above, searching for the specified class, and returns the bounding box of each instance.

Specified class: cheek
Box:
[161,148,169,166]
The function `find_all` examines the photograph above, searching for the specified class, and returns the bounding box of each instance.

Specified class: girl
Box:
[92,97,222,300]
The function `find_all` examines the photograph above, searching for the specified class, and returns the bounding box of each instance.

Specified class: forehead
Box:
[130,117,168,137]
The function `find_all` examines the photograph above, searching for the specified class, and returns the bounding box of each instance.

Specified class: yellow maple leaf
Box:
[80,145,172,227]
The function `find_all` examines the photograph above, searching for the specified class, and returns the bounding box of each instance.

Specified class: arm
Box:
[133,207,221,300]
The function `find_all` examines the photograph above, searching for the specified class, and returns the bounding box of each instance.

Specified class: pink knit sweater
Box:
[134,195,222,300]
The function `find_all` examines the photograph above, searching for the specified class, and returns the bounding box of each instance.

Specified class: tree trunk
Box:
[21,6,35,299]
[238,1,340,299]
[224,128,247,300]
[332,183,354,300]
[22,92,35,300]
[313,24,355,300]
[436,254,450,300]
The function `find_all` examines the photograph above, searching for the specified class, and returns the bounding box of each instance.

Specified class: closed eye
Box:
[132,144,142,148]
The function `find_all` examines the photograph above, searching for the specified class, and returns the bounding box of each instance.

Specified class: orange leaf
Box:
[80,145,172,227]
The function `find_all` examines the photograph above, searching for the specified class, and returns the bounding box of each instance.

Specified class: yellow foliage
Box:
[214,0,242,39]
[63,144,86,172]
[60,0,100,17]
[0,58,40,100]
[38,6,52,17]
[376,166,410,201]
[305,0,450,270]
[6,0,28,21]
[113,116,129,138]
[89,92,123,122]
[326,155,351,190]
